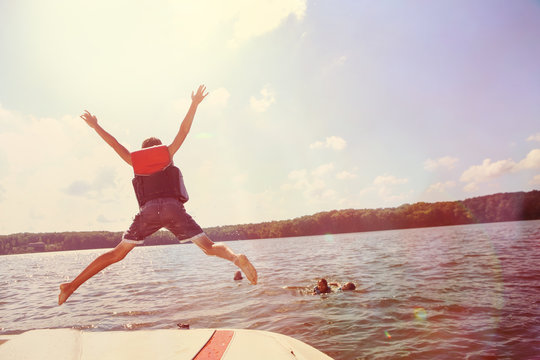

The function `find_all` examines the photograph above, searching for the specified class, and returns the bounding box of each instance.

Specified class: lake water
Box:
[1,220,539,359]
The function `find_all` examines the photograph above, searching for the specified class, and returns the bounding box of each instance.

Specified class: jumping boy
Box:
[58,85,257,305]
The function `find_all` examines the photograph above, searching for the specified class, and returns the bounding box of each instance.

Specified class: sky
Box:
[0,0,539,235]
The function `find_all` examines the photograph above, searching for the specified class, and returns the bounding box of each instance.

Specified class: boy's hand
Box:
[80,110,98,128]
[191,85,208,105]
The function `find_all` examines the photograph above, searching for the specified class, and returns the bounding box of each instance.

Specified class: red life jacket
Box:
[130,145,189,207]
[131,145,171,175]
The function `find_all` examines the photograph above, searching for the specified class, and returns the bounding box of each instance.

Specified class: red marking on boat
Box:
[193,330,235,360]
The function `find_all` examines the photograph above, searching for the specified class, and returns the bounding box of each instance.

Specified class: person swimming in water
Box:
[340,282,356,291]
[313,279,356,294]
[313,278,332,294]
[234,271,243,280]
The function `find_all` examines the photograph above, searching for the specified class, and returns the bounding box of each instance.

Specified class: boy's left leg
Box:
[191,234,258,285]
[161,199,258,285]
[58,241,136,305]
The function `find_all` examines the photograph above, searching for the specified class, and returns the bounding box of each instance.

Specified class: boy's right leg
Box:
[58,241,136,305]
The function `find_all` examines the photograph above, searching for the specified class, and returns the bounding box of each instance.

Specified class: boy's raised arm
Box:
[168,85,208,158]
[81,110,132,166]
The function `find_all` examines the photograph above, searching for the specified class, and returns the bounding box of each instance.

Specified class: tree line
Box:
[1,190,539,255]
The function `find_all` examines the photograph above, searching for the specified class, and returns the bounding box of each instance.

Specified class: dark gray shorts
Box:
[122,197,204,245]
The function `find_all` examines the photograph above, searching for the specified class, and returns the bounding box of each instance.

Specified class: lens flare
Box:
[414,307,427,321]
[195,132,214,139]
[384,330,391,339]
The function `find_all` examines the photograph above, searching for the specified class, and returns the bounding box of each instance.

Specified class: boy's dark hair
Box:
[142,137,162,148]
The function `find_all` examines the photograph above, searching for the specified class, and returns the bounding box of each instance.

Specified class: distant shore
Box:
[1,190,539,255]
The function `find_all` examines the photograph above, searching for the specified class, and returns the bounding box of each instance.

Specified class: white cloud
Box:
[302,178,326,197]
[424,156,459,171]
[227,0,307,46]
[0,104,21,130]
[221,188,278,224]
[427,181,456,193]
[526,133,540,142]
[250,85,276,113]
[530,175,540,185]
[232,173,248,185]
[358,174,412,205]
[281,162,347,207]
[326,136,347,150]
[309,141,324,149]
[516,149,540,170]
[0,106,135,233]
[333,55,347,67]
[309,136,347,150]
[166,0,307,48]
[321,189,337,199]
[460,149,540,191]
[288,169,307,180]
[373,175,408,186]
[322,55,348,75]
[377,187,414,204]
[282,164,338,203]
[336,171,356,179]
[63,167,119,199]
[207,87,231,108]
[460,158,515,190]
[282,168,309,192]
[463,182,479,193]
[311,163,334,176]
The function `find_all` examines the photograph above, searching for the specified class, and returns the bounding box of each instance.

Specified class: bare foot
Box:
[58,283,74,305]
[234,254,257,285]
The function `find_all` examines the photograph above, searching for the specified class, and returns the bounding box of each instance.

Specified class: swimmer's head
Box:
[234,271,243,280]
[341,282,356,291]
[317,278,330,293]
[142,137,162,148]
